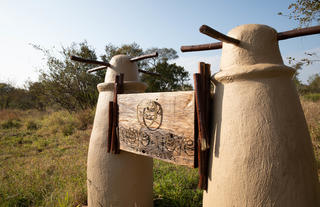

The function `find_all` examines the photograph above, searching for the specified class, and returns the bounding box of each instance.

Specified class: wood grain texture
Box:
[118,91,195,167]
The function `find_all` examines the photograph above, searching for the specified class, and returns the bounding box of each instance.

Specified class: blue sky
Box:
[0,0,319,87]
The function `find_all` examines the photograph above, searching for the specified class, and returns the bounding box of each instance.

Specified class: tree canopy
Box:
[279,0,320,92]
[279,0,320,26]
[33,41,104,111]
[100,43,191,92]
[7,41,192,111]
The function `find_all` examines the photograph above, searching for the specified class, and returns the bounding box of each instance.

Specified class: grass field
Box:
[0,98,319,206]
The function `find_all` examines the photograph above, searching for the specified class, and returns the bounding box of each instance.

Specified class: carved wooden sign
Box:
[118,91,195,167]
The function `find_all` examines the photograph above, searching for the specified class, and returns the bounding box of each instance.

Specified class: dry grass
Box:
[0,98,319,206]
[0,110,91,206]
[301,99,320,177]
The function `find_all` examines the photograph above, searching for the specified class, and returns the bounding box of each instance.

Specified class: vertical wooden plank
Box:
[204,64,211,191]
[119,73,124,94]
[109,74,123,154]
[194,73,205,189]
[194,62,211,190]
[107,101,114,153]
[194,98,199,169]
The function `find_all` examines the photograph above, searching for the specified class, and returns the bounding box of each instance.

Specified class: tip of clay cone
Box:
[220,24,283,71]
[105,55,139,82]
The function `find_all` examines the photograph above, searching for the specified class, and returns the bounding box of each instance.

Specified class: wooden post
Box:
[193,62,211,190]
[108,74,124,154]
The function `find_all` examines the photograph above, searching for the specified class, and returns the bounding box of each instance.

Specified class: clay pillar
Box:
[203,24,319,206]
[87,55,153,207]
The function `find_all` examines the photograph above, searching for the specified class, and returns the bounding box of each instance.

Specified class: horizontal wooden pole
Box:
[87,66,160,77]
[87,66,108,73]
[130,52,158,62]
[138,69,161,77]
[277,25,320,40]
[72,55,160,76]
[200,25,240,45]
[181,25,320,52]
[181,42,222,52]
[70,55,110,67]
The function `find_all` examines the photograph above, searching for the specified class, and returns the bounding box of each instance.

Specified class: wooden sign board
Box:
[118,91,195,167]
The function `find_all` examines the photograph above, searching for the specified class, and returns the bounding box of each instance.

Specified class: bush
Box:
[26,120,40,130]
[0,109,21,122]
[75,108,95,130]
[38,111,78,136]
[303,93,320,102]
[62,122,76,136]
[1,119,21,129]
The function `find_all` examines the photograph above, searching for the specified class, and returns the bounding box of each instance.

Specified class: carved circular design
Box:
[183,139,194,156]
[139,128,150,147]
[137,100,163,130]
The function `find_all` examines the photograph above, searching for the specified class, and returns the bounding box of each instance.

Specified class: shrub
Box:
[0,109,21,122]
[303,93,320,102]
[75,108,95,130]
[62,123,76,136]
[38,111,78,136]
[26,120,40,130]
[1,119,21,129]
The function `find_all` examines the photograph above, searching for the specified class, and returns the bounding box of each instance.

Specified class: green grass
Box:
[0,109,202,206]
[303,93,320,102]
[0,110,89,207]
[153,160,202,207]
[1,99,320,206]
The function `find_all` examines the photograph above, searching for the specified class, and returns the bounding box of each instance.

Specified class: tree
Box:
[144,47,179,67]
[279,0,320,93]
[0,82,35,110]
[34,41,104,112]
[308,73,320,93]
[290,62,310,94]
[278,0,320,26]
[26,81,47,111]
[102,42,144,61]
[100,43,191,92]
[0,83,15,109]
[100,42,147,69]
[141,61,192,92]
[33,41,191,111]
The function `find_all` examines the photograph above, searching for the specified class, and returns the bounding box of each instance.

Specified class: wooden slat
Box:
[107,74,124,154]
[180,42,222,52]
[194,62,211,190]
[107,101,113,153]
[199,25,240,45]
[118,91,195,167]
[130,52,158,62]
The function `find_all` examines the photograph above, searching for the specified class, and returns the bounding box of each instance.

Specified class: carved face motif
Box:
[137,100,163,130]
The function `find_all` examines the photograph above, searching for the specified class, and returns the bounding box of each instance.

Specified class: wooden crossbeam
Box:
[181,25,320,52]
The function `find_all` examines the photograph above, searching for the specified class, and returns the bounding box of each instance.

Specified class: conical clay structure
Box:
[203,24,320,206]
[87,55,153,207]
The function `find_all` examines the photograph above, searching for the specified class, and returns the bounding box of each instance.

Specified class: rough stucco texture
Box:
[203,24,320,207]
[87,55,153,207]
